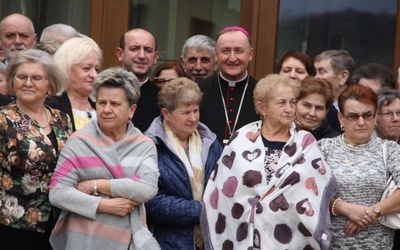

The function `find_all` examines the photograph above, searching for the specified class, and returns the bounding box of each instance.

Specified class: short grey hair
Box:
[6,49,66,95]
[94,67,140,106]
[33,39,62,55]
[376,87,400,111]
[314,50,355,82]
[40,23,78,42]
[181,35,216,61]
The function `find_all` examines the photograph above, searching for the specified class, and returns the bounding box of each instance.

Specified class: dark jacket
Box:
[132,80,160,132]
[0,94,13,107]
[197,73,259,145]
[45,92,96,132]
[309,118,341,140]
[144,116,222,250]
[327,106,341,133]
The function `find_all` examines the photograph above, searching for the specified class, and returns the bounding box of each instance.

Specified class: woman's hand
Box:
[97,197,139,216]
[346,203,374,227]
[77,179,96,194]
[344,220,364,237]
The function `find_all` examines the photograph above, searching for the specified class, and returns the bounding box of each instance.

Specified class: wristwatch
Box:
[373,205,381,217]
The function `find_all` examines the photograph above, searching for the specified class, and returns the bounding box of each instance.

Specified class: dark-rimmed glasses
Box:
[343,112,375,122]
[153,77,176,85]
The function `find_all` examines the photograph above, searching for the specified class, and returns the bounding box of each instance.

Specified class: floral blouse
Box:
[0,103,72,233]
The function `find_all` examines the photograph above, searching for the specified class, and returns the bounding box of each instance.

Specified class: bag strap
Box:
[380,141,394,198]
[382,141,393,184]
[382,141,387,167]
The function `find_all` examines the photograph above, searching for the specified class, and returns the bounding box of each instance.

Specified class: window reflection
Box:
[0,0,91,37]
[130,0,240,62]
[276,0,397,70]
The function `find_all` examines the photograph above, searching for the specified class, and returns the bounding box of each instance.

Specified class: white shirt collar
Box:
[139,77,149,87]
[219,71,248,87]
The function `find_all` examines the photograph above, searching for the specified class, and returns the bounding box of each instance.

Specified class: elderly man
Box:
[0,13,37,63]
[314,50,355,132]
[115,28,160,132]
[180,34,217,81]
[198,26,259,145]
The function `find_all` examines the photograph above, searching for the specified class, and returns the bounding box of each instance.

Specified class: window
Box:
[130,0,241,62]
[0,0,91,38]
[276,0,397,69]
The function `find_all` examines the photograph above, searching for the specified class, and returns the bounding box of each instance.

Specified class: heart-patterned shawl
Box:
[201,121,337,250]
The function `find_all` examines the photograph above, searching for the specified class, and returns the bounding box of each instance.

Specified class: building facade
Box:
[1,0,399,80]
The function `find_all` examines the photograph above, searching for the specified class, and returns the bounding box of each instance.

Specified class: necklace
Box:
[339,134,377,164]
[69,95,92,119]
[17,103,50,129]
[217,73,249,144]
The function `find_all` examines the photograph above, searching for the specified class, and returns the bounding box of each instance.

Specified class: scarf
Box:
[163,120,204,248]
[49,119,160,250]
[202,121,337,250]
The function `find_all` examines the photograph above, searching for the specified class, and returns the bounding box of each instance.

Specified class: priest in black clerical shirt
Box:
[116,28,161,132]
[198,26,259,145]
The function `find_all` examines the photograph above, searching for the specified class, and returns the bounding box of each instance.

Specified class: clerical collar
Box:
[219,71,248,87]
[217,72,250,145]
[139,77,149,87]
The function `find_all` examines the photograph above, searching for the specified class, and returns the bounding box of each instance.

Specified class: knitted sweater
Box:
[318,134,400,249]
[49,119,160,250]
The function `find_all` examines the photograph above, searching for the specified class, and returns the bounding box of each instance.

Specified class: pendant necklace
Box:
[17,103,50,129]
[217,73,249,144]
[69,95,92,119]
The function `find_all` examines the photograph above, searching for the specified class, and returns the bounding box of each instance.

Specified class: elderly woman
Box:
[202,74,337,249]
[49,67,160,249]
[0,49,71,249]
[144,77,222,249]
[376,87,400,143]
[277,50,316,83]
[318,85,400,249]
[47,37,102,131]
[150,61,186,88]
[295,77,340,140]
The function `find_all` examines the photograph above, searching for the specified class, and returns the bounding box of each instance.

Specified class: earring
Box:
[294,117,301,127]
[340,124,345,131]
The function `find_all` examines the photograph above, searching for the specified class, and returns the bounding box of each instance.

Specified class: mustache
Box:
[190,70,207,75]
[10,44,27,52]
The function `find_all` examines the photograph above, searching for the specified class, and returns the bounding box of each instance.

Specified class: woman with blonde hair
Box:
[47,37,102,131]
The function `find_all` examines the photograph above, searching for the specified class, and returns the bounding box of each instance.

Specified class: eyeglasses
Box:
[153,77,176,85]
[343,112,375,122]
[14,74,48,84]
[378,111,400,119]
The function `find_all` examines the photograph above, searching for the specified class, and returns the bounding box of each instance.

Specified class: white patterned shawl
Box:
[49,119,160,250]
[202,121,337,250]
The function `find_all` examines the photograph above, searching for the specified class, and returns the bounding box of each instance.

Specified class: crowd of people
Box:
[0,12,399,250]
